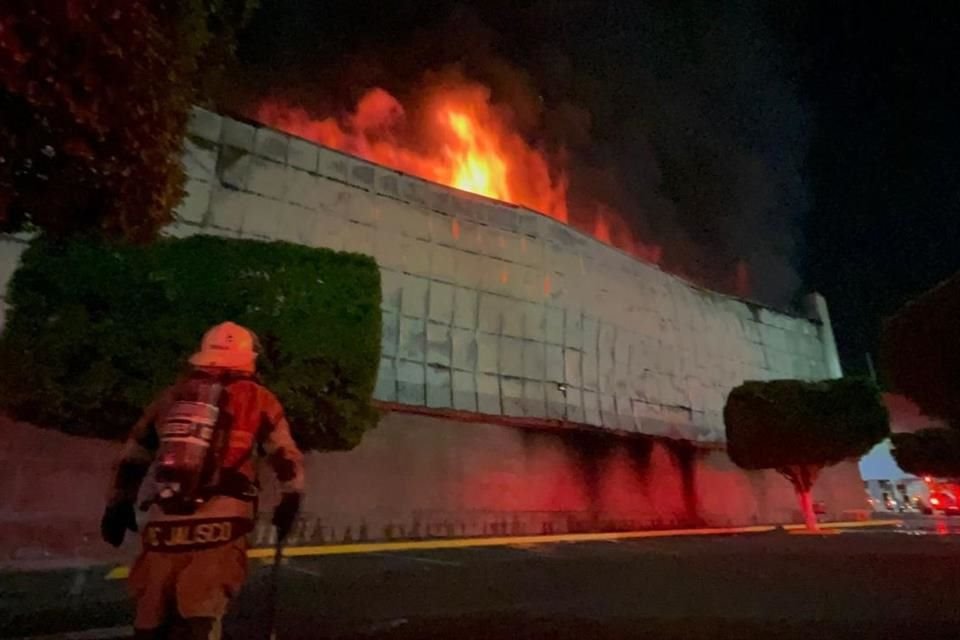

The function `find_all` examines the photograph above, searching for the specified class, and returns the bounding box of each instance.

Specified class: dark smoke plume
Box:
[227,1,806,306]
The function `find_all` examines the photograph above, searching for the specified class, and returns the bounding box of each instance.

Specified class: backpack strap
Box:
[200,376,229,492]
[201,374,259,503]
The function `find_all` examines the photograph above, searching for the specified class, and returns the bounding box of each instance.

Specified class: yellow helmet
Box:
[188,322,258,372]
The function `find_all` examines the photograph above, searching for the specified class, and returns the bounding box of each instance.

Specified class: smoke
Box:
[228,0,805,306]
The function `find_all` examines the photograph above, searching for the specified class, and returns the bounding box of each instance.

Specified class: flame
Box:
[591,205,663,264]
[594,211,611,244]
[445,111,510,201]
[256,79,667,262]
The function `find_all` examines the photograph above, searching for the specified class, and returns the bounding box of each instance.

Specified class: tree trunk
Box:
[796,486,820,532]
[779,464,822,532]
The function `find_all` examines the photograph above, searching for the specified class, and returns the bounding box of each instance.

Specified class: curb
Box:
[102,519,902,580]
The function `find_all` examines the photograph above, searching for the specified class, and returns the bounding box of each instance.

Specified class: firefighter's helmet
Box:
[189,322,259,372]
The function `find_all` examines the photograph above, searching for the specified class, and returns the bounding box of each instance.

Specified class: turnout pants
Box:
[128,537,248,640]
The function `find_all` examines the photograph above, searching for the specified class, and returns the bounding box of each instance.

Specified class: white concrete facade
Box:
[0,107,841,444]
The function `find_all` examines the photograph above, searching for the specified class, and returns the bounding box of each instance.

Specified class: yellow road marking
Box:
[783,519,901,531]
[105,566,130,580]
[246,525,779,559]
[103,519,902,579]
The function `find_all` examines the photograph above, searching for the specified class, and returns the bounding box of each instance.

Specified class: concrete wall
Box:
[0,415,866,565]
[274,411,865,547]
[0,417,124,565]
[166,108,836,442]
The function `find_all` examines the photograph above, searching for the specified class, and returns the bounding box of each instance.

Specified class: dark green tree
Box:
[724,378,889,531]
[0,0,257,241]
[880,272,960,426]
[891,429,960,479]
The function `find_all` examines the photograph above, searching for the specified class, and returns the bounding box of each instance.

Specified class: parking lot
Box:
[4,519,960,639]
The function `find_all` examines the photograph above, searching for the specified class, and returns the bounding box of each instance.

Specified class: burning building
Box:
[255,77,664,265]
[0,104,867,559]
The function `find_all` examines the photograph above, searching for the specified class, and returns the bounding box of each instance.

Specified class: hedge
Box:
[0,235,382,451]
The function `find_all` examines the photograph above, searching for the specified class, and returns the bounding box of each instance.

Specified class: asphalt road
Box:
[4,521,960,639]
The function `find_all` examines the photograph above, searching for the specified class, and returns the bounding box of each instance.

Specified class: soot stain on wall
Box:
[664,438,704,524]
[543,428,656,530]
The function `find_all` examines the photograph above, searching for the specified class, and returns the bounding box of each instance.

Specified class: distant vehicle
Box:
[882,493,898,511]
[923,477,960,515]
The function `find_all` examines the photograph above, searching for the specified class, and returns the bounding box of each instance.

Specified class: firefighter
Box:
[100,322,305,640]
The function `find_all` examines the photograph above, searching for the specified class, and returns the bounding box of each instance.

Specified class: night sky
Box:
[229,1,960,376]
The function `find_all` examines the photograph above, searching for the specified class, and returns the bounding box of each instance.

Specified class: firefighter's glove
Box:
[272,492,302,542]
[101,501,138,548]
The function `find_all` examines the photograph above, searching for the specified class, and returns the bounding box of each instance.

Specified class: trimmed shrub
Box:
[0,235,381,451]
[724,377,889,530]
[725,378,889,470]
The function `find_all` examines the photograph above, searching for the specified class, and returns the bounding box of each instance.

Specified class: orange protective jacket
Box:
[108,370,305,538]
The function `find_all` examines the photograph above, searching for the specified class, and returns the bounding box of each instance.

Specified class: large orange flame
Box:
[445,111,510,201]
[257,80,663,263]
